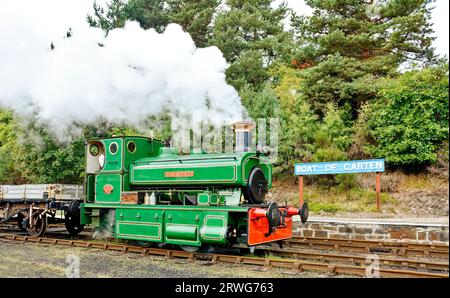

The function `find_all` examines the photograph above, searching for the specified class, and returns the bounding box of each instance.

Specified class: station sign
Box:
[294,159,385,176]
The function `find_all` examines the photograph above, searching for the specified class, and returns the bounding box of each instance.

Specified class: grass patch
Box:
[308,201,340,213]
[398,174,445,191]
[274,183,397,214]
[263,252,289,261]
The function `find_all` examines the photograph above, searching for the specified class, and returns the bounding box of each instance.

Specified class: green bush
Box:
[335,174,358,192]
[364,64,449,167]
[0,110,21,183]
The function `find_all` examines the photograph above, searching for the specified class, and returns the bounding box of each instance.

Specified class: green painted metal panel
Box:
[80,204,92,225]
[101,138,123,172]
[197,192,227,206]
[129,151,272,189]
[82,203,248,213]
[117,208,163,222]
[85,174,95,203]
[117,222,161,240]
[115,208,164,241]
[81,205,247,246]
[199,212,228,244]
[123,137,163,170]
[122,174,130,192]
[210,194,218,205]
[117,222,161,239]
[198,193,209,205]
[95,174,121,203]
[164,209,201,246]
[166,224,197,241]
[131,163,237,185]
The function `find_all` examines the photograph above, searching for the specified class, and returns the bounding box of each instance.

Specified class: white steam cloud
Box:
[0,1,244,141]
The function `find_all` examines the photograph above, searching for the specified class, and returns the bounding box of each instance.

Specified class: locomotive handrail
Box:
[134,156,238,164]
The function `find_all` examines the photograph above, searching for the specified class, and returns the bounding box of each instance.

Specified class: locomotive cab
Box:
[84,136,164,204]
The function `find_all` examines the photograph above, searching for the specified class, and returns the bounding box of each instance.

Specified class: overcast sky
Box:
[276,0,449,58]
[1,0,448,58]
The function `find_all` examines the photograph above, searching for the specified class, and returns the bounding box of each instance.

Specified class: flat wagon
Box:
[0,184,84,236]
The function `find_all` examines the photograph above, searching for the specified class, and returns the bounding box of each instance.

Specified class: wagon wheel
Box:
[27,212,48,237]
[16,213,26,231]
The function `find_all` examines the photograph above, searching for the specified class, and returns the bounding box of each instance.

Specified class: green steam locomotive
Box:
[78,122,308,250]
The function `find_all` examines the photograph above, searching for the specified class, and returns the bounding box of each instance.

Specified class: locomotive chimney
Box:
[232,121,256,153]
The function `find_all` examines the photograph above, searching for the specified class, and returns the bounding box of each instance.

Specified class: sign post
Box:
[375,172,381,212]
[294,159,385,211]
[299,175,304,207]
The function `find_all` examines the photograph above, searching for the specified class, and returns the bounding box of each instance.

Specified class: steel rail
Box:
[2,224,447,258]
[264,247,449,272]
[285,236,449,258]
[7,230,449,272]
[0,233,447,278]
[1,225,448,272]
[291,236,449,250]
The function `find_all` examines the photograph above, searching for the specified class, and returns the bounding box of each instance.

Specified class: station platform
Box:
[291,215,449,243]
[293,215,449,227]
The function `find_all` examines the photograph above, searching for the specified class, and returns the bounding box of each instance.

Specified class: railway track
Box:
[0,233,448,278]
[3,223,446,258]
[283,236,449,259]
[1,223,448,275]
[265,247,448,272]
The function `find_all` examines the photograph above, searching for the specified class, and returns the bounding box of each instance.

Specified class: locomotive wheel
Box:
[65,212,84,236]
[244,167,268,204]
[27,213,47,237]
[16,213,26,231]
[180,245,201,252]
[135,240,154,247]
[65,200,84,236]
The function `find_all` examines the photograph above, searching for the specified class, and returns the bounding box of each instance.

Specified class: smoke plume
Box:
[0,1,244,141]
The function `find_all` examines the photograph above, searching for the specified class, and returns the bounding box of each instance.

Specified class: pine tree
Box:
[210,0,290,90]
[88,0,219,46]
[291,0,438,115]
[125,0,169,33]
[87,0,128,34]
[167,0,220,47]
